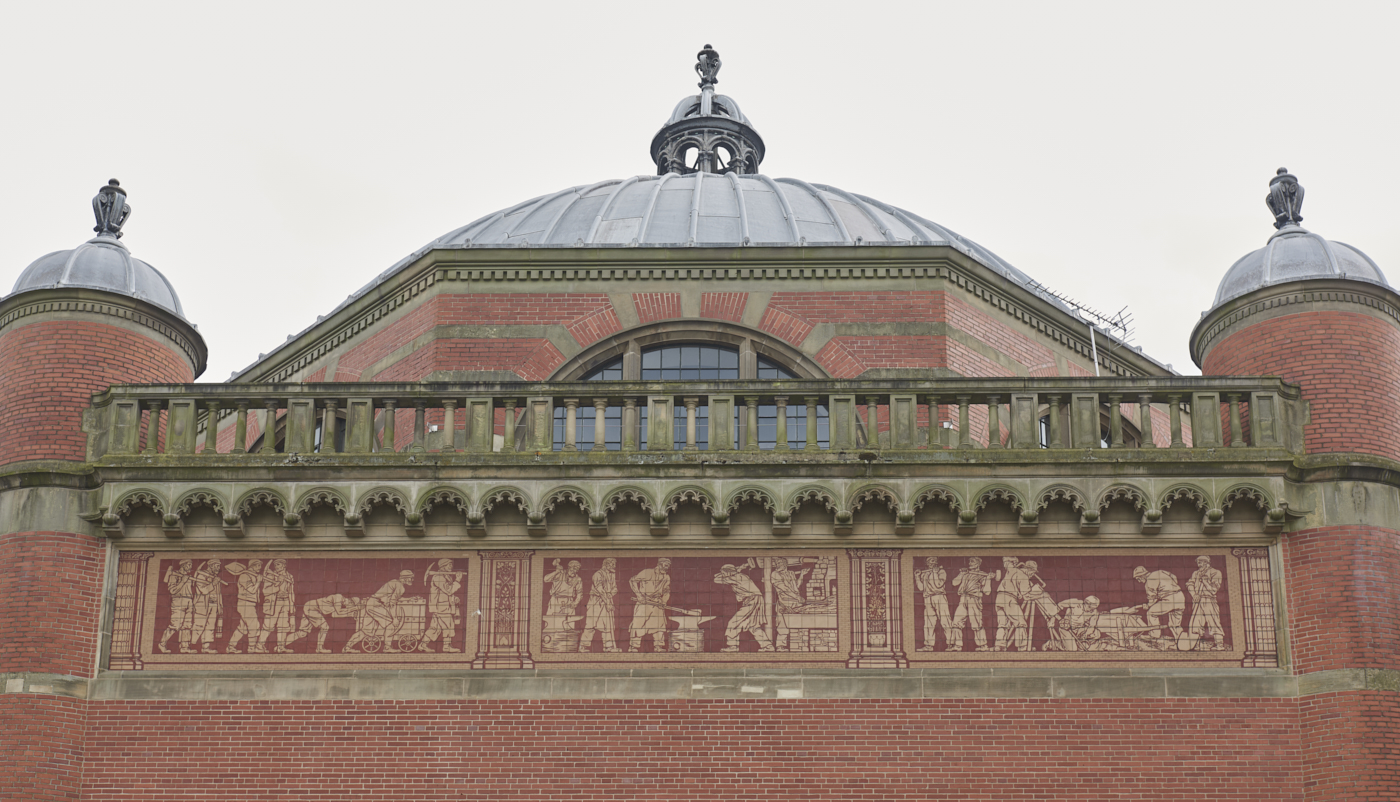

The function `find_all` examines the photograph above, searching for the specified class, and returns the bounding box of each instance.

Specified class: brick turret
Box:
[0,181,204,801]
[1192,169,1400,797]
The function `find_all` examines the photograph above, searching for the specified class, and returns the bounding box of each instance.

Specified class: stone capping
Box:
[0,288,208,377]
[74,667,1400,702]
[236,247,1165,385]
[1191,278,1400,366]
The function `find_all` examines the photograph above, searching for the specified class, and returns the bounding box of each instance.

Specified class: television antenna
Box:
[1025,281,1135,376]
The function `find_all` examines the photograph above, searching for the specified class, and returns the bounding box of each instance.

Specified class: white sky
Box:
[2,1,1396,382]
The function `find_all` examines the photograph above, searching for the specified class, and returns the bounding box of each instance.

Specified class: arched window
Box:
[553,343,829,450]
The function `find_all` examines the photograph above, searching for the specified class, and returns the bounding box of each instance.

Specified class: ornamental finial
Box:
[92,178,131,239]
[1266,167,1304,230]
[695,44,721,89]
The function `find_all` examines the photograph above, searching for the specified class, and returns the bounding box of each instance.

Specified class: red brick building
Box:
[1,51,1395,801]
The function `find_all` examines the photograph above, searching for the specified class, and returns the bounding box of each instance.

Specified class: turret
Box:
[1191,168,1400,462]
[0,179,206,466]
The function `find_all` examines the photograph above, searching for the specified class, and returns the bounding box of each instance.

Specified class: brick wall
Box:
[81,698,1304,801]
[1201,311,1400,462]
[0,695,86,802]
[633,292,681,324]
[701,292,747,322]
[0,320,193,464]
[0,531,106,676]
[332,294,617,381]
[1298,692,1400,801]
[1283,525,1400,674]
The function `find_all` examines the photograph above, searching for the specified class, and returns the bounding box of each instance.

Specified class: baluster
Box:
[1109,394,1124,448]
[260,400,279,454]
[202,401,221,455]
[1138,394,1155,448]
[622,399,637,451]
[774,396,789,451]
[1168,394,1184,448]
[924,396,941,449]
[504,399,519,452]
[590,398,604,451]
[864,396,880,449]
[683,397,699,451]
[986,395,1002,449]
[381,400,397,453]
[957,395,972,449]
[231,402,249,455]
[562,398,579,451]
[1228,394,1244,447]
[1046,395,1063,448]
[411,401,427,453]
[804,396,819,450]
[440,400,458,452]
[744,397,760,452]
[142,401,161,454]
[321,400,339,453]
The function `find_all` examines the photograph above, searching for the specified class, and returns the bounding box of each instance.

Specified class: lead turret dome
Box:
[1210,168,1389,308]
[9,180,187,318]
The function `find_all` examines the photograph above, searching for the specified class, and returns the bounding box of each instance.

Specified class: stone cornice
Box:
[77,667,1400,701]
[234,246,1171,384]
[0,287,208,377]
[1191,278,1400,367]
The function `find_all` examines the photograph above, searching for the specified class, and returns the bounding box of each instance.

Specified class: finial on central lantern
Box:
[1266,167,1304,230]
[695,44,721,89]
[92,179,131,239]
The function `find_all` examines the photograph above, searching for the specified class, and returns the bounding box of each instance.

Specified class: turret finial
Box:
[92,179,131,239]
[1266,167,1304,230]
[695,44,721,89]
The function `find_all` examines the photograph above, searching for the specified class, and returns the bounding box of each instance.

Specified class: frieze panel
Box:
[111,547,1276,671]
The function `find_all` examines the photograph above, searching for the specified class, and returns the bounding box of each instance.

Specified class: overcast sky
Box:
[2,1,1395,382]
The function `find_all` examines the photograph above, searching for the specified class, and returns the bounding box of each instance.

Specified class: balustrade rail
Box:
[87,377,1302,460]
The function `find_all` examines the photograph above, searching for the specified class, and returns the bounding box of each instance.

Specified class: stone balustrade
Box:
[87,377,1303,460]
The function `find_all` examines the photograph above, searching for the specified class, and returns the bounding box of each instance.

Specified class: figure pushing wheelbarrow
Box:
[344,569,417,653]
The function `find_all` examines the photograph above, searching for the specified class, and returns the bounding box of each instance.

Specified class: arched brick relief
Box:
[293,487,352,518]
[539,486,595,516]
[783,485,839,516]
[973,484,1026,513]
[355,486,411,517]
[1157,484,1210,512]
[1219,483,1274,512]
[112,488,168,520]
[415,486,470,517]
[723,485,779,515]
[1034,484,1089,513]
[601,485,657,515]
[847,485,901,513]
[1095,484,1150,512]
[234,488,289,518]
[910,485,964,514]
[171,488,228,519]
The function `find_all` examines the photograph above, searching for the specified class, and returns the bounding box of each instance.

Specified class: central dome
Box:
[425,173,1037,286]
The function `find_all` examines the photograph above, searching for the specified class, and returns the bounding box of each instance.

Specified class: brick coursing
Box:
[332,294,617,381]
[1298,691,1400,801]
[0,532,105,676]
[1283,525,1400,674]
[0,695,86,802]
[1202,311,1400,462]
[632,292,682,324]
[80,698,1304,801]
[700,292,747,322]
[0,320,192,464]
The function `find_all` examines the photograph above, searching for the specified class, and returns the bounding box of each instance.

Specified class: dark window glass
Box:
[553,346,828,450]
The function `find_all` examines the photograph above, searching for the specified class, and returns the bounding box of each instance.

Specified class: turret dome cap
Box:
[8,180,187,318]
[1211,169,1389,308]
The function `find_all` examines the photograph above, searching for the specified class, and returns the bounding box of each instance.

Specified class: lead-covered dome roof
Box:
[424,172,1038,287]
[8,180,187,318]
[1210,168,1389,308]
